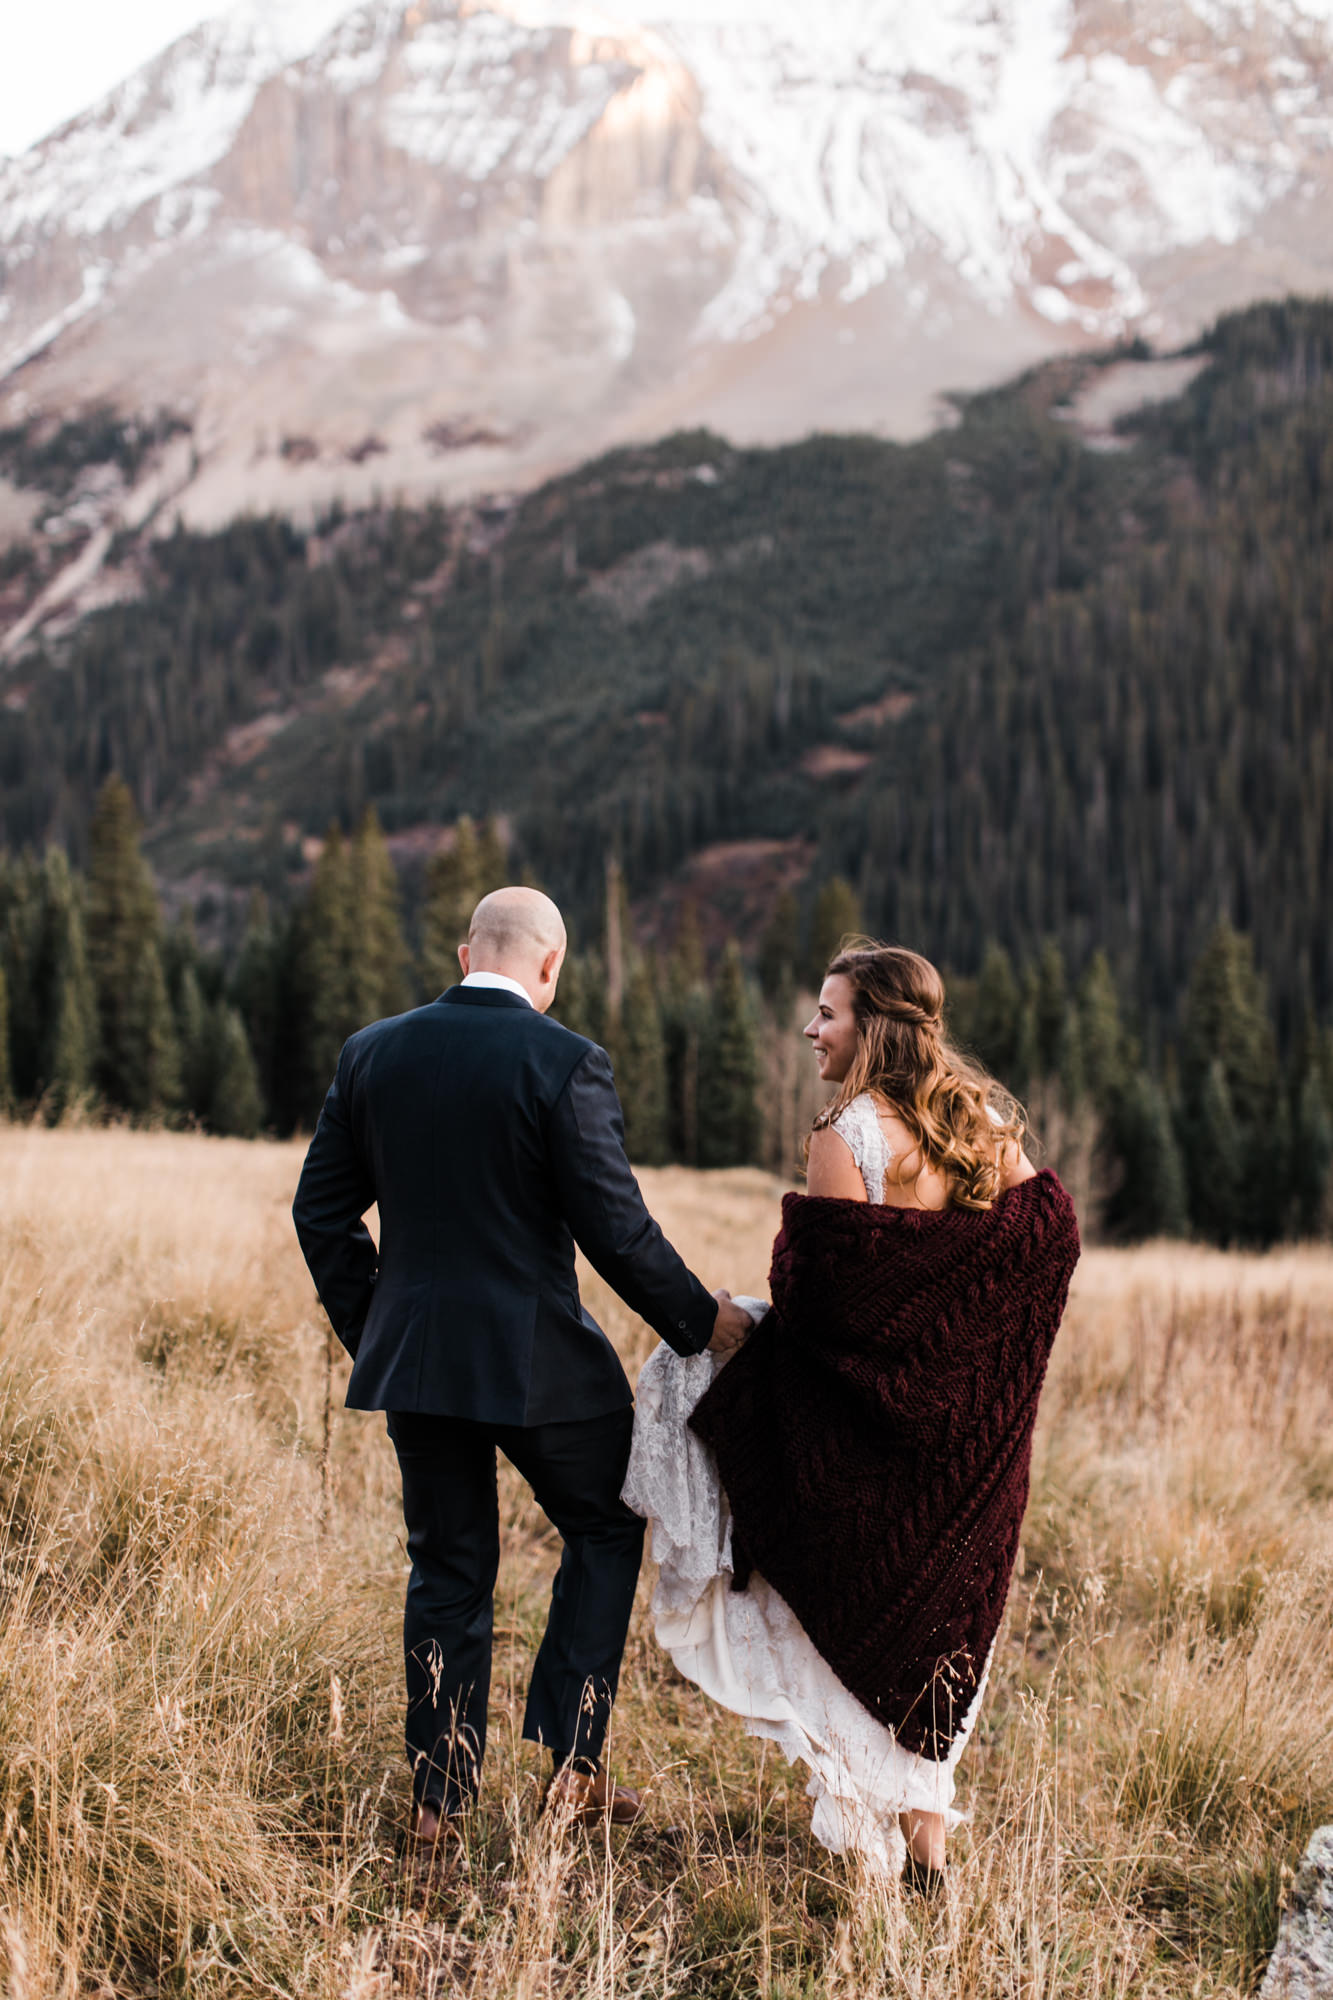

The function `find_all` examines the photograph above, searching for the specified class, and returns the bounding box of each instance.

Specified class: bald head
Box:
[460,886,568,1012]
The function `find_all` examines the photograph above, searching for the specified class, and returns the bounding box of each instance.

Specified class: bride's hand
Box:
[708,1291,752,1355]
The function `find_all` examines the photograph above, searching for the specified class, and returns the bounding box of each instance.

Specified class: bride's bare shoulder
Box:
[805,1123,870,1200]
[998,1137,1038,1191]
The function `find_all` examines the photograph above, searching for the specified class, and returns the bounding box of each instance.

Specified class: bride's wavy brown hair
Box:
[811,940,1026,1211]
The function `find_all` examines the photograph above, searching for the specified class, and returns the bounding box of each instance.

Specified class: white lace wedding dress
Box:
[622,1093,992,1878]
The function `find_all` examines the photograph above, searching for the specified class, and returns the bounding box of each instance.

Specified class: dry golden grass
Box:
[0,1126,1330,1998]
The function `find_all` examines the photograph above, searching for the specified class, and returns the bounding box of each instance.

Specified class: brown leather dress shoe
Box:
[544,1767,644,1827]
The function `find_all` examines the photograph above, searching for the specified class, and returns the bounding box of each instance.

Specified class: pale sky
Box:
[1,1,215,158]
[0,0,766,160]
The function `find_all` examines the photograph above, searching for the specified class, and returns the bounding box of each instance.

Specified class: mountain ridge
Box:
[2,0,1332,553]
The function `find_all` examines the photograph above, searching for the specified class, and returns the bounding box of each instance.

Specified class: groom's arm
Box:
[550,1047,718,1356]
[292,1042,379,1359]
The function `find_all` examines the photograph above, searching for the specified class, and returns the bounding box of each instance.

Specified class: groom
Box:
[293,885,751,1853]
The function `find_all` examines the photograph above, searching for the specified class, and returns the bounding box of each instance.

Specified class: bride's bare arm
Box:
[805,1126,869,1200]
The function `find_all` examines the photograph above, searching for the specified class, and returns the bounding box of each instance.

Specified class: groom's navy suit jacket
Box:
[292,985,716,1426]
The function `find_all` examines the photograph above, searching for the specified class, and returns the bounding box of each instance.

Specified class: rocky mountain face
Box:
[1,0,1331,542]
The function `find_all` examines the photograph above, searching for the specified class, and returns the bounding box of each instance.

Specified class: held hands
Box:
[707,1289,753,1356]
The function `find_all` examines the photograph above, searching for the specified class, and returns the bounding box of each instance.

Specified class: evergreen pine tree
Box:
[1010,969,1041,1103]
[267,907,306,1134]
[295,826,356,1121]
[290,811,409,1123]
[698,941,760,1168]
[165,915,214,1121]
[668,904,706,995]
[577,950,611,1049]
[1190,1059,1244,1245]
[0,855,38,1099]
[551,951,594,1040]
[603,855,628,1033]
[973,945,1021,1077]
[209,1004,266,1138]
[349,809,412,1022]
[1105,1073,1190,1240]
[758,889,800,1003]
[1253,1088,1294,1245]
[1078,951,1125,1110]
[1033,941,1068,1076]
[664,907,707,1165]
[46,976,93,1122]
[1293,1062,1333,1237]
[85,777,180,1117]
[940,970,980,1053]
[614,958,668,1165]
[1056,1003,1087,1111]
[230,890,279,1113]
[421,817,480,994]
[175,963,214,1122]
[1179,924,1285,1243]
[477,816,509,898]
[0,962,11,1114]
[1318,1028,1333,1114]
[0,848,97,1119]
[807,876,862,988]
[40,850,96,1121]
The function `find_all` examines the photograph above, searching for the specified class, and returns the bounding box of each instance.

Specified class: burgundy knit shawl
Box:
[688,1171,1080,1759]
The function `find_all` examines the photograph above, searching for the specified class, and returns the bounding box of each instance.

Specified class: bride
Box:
[623,942,1081,1883]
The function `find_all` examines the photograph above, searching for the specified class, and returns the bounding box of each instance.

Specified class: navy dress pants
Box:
[386,1404,644,1815]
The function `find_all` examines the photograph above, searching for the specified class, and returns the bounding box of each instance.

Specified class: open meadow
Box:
[0,1126,1330,1998]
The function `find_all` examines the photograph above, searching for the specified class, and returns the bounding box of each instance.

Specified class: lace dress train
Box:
[622,1095,992,1879]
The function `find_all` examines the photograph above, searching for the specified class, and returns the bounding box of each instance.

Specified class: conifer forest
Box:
[0,299,1329,1245]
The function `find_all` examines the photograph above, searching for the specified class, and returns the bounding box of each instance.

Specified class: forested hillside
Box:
[4,778,1329,1247]
[0,300,1329,1238]
[1,300,1328,1048]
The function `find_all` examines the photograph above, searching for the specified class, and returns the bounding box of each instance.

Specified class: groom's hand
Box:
[707,1290,752,1355]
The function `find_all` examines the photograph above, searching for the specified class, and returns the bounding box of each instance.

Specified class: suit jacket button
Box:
[679,1320,687,1329]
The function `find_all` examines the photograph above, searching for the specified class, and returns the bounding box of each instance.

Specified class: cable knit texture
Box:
[688,1170,1080,1759]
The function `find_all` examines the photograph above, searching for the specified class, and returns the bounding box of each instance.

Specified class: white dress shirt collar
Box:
[461,970,534,1007]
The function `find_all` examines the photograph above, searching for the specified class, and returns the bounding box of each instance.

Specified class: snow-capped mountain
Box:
[2,0,1332,527]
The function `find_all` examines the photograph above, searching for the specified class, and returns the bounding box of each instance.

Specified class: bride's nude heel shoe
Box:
[899,1810,946,1894]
